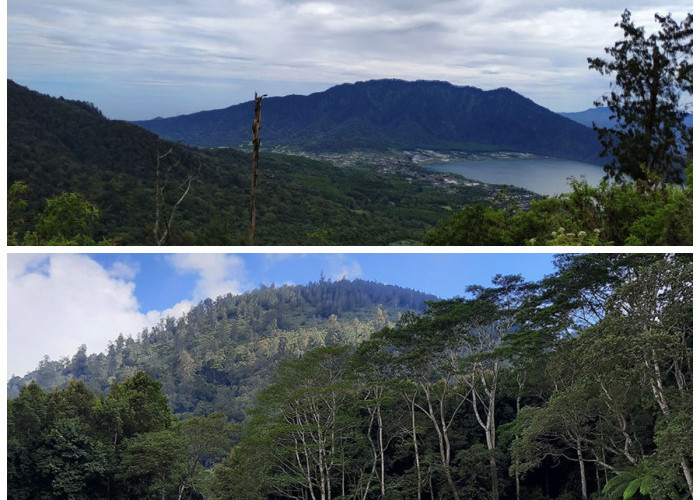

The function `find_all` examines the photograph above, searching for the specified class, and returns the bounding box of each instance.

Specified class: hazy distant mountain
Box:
[560,107,617,128]
[134,79,604,164]
[561,106,693,129]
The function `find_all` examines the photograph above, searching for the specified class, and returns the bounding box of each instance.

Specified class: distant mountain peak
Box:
[132,79,603,163]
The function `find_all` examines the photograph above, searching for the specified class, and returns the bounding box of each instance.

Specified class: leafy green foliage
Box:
[8,372,238,500]
[35,418,109,500]
[7,180,29,245]
[118,429,187,499]
[220,254,691,499]
[8,181,114,245]
[588,10,693,183]
[424,166,692,245]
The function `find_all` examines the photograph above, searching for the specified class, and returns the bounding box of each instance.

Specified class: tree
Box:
[118,429,187,500]
[251,346,359,500]
[588,10,693,183]
[247,92,267,245]
[23,191,103,245]
[512,254,692,499]
[378,309,469,500]
[178,412,235,498]
[153,148,196,246]
[7,180,29,245]
[104,371,174,439]
[35,418,109,500]
[460,275,527,500]
[8,382,48,499]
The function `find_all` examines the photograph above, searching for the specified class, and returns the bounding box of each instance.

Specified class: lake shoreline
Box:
[423,156,605,196]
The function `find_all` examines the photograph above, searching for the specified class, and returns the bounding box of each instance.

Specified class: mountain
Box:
[560,107,616,128]
[7,80,504,245]
[561,106,694,129]
[134,79,604,164]
[7,279,438,421]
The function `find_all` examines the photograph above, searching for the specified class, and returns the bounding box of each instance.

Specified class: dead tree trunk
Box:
[154,148,194,245]
[247,92,267,245]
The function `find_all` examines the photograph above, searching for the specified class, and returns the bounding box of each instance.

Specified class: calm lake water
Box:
[425,157,605,196]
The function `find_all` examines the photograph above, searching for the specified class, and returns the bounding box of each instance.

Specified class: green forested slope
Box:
[8,278,438,421]
[8,80,505,245]
[217,254,692,499]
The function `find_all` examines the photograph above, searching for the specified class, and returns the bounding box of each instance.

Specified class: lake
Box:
[424,157,605,196]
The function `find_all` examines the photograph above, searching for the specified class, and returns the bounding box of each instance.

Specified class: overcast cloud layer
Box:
[7,0,692,119]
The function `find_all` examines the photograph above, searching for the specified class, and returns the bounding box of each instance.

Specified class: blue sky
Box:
[7,0,692,119]
[7,252,558,377]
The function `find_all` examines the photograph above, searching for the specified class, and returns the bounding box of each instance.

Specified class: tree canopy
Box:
[588,10,693,183]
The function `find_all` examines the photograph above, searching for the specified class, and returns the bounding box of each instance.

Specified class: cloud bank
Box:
[8,0,691,119]
[7,253,251,378]
[8,254,150,378]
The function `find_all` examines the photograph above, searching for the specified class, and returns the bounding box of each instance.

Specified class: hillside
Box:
[8,80,514,245]
[7,278,438,421]
[134,79,604,163]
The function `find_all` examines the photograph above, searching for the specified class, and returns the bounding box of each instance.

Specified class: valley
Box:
[6,80,541,246]
[7,78,691,246]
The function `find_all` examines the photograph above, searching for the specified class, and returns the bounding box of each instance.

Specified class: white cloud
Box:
[7,254,153,378]
[167,253,248,301]
[106,259,140,280]
[146,299,194,325]
[6,253,255,378]
[324,255,362,281]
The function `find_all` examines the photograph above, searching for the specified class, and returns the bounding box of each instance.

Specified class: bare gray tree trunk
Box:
[154,148,194,245]
[247,92,266,244]
[576,437,588,500]
[408,392,422,500]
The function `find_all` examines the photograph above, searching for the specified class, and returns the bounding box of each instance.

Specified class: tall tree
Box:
[588,10,693,183]
[380,310,469,500]
[512,254,692,499]
[178,412,235,498]
[118,429,187,500]
[153,148,195,246]
[35,418,109,499]
[8,382,48,499]
[247,92,267,245]
[459,275,527,500]
[250,346,358,499]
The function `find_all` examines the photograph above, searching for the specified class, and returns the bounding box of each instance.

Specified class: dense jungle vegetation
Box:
[8,254,692,499]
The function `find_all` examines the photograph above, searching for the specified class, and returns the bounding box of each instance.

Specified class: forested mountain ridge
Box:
[7,79,512,245]
[8,278,438,421]
[133,79,604,163]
